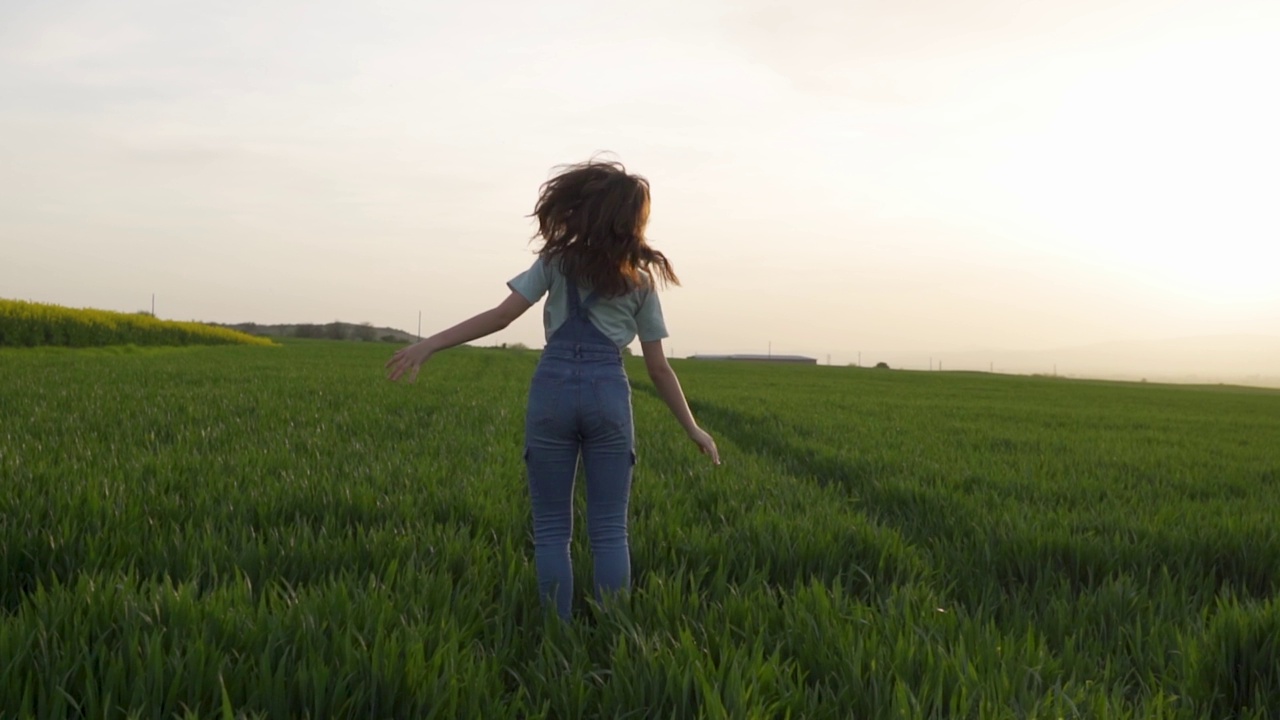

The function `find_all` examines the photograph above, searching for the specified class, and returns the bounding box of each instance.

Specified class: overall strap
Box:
[564,276,586,319]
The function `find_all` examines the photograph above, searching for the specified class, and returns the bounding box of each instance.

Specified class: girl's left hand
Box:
[386,342,433,383]
[688,427,721,465]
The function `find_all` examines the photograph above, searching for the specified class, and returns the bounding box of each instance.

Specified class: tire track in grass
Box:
[640,373,1280,714]
[628,380,936,603]
[640,383,968,544]
[666,384,1280,601]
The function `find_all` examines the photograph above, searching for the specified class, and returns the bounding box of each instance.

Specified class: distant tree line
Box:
[292,322,397,342]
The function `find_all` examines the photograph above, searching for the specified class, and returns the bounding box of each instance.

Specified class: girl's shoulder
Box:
[537,255,655,304]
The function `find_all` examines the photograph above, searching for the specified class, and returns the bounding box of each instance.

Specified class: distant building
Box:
[690,354,817,365]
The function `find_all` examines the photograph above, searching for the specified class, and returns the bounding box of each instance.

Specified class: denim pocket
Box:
[590,374,633,433]
[527,372,564,427]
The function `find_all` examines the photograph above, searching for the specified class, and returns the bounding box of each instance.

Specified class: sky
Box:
[2,0,1278,378]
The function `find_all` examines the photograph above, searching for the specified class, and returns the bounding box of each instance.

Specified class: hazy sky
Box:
[3,0,1278,369]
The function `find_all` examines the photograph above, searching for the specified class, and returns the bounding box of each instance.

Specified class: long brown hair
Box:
[531,158,679,298]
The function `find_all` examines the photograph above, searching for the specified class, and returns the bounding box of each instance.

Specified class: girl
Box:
[386,158,719,620]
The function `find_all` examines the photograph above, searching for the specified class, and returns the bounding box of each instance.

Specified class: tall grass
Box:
[1,341,1277,718]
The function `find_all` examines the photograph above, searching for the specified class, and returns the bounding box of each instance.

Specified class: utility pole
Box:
[417,311,422,340]
[151,294,155,316]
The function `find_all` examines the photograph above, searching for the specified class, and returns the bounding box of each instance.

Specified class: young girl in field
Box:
[386,159,719,620]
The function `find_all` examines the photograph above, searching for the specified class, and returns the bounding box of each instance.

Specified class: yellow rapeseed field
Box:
[0,299,272,348]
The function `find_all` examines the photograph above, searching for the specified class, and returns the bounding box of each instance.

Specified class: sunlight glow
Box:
[986,32,1279,305]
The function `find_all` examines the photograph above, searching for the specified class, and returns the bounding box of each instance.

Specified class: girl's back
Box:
[386,157,718,620]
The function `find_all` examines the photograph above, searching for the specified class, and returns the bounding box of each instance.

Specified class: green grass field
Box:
[2,341,1278,719]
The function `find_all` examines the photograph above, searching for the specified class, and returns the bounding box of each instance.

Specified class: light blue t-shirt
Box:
[507,257,668,348]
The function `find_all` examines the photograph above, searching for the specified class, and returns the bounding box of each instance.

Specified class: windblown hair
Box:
[531,158,679,298]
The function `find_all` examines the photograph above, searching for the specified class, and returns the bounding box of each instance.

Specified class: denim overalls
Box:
[524,279,635,620]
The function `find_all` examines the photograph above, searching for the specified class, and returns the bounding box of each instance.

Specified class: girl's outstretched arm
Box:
[640,339,720,464]
[386,291,533,383]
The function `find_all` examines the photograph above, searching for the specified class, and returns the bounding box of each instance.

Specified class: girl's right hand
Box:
[386,341,434,383]
[688,427,721,465]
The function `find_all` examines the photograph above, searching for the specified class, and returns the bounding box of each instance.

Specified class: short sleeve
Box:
[635,288,668,342]
[507,258,551,303]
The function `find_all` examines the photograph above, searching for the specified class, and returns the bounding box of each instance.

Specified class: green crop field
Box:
[2,340,1278,719]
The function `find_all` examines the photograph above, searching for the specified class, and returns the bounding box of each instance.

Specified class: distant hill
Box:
[215,321,418,343]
